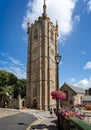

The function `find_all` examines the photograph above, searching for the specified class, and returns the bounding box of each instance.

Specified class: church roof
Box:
[61,83,85,94]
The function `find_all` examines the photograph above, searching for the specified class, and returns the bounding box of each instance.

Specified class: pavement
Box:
[0,108,20,118]
[29,118,58,130]
[21,109,58,130]
[1,108,91,130]
[0,108,58,130]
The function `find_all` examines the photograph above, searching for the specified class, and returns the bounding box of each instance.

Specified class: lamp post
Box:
[55,53,61,128]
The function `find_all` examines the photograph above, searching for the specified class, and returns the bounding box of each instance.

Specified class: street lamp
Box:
[55,53,61,128]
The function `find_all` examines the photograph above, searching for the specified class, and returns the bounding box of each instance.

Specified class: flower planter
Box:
[61,115,70,130]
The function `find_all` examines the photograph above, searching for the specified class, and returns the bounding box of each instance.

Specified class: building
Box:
[82,88,91,104]
[60,83,85,107]
[26,0,58,110]
[85,88,91,95]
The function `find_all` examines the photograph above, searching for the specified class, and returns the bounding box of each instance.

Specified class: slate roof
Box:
[61,82,85,94]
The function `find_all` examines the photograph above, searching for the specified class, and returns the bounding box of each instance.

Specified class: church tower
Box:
[26,0,59,110]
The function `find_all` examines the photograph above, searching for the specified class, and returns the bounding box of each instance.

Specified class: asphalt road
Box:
[0,112,37,130]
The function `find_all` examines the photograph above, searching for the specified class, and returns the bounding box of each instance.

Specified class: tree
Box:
[0,70,17,86]
[13,79,26,99]
[0,70,17,98]
[8,73,17,85]
[0,85,13,97]
[0,70,26,99]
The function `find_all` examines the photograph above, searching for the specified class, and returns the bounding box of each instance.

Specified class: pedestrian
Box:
[50,106,53,117]
[53,107,57,117]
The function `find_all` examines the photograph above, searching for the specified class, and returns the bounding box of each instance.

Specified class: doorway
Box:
[33,99,37,109]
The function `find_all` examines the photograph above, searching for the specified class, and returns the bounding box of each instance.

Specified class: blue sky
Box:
[0,0,91,89]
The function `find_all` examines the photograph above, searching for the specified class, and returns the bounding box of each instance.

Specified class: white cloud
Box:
[9,66,26,79]
[81,50,86,55]
[22,0,78,42]
[83,61,91,69]
[8,56,24,66]
[83,0,91,12]
[69,78,76,83]
[87,0,91,11]
[74,77,91,89]
[0,52,26,79]
[73,15,80,24]
[0,60,8,65]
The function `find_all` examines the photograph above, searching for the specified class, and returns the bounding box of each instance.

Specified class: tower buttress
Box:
[27,18,30,34]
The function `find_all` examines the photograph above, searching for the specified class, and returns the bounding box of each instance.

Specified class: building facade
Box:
[26,0,58,110]
[82,88,91,104]
[60,83,85,107]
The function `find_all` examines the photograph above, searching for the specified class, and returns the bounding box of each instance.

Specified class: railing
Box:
[60,116,91,130]
[70,117,91,130]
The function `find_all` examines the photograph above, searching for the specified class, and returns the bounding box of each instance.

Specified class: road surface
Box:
[0,110,37,130]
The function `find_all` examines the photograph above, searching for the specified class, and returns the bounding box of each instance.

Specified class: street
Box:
[0,111,37,130]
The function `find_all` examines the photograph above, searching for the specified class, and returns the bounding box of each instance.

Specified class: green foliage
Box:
[13,79,26,98]
[0,70,17,86]
[0,70,26,99]
[0,85,13,97]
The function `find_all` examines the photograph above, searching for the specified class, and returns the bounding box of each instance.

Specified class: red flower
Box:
[51,90,66,100]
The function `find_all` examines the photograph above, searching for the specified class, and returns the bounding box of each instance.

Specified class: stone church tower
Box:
[26,0,59,110]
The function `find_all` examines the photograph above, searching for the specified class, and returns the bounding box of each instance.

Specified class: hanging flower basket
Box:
[51,90,66,100]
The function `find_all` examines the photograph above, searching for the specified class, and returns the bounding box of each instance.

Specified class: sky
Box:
[0,0,91,89]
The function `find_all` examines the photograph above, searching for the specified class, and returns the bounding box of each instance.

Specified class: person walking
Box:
[50,107,53,117]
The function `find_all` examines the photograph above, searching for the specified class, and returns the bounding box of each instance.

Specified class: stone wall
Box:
[0,94,26,109]
[60,84,84,107]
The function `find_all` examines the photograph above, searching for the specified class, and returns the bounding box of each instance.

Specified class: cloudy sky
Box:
[0,0,91,89]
